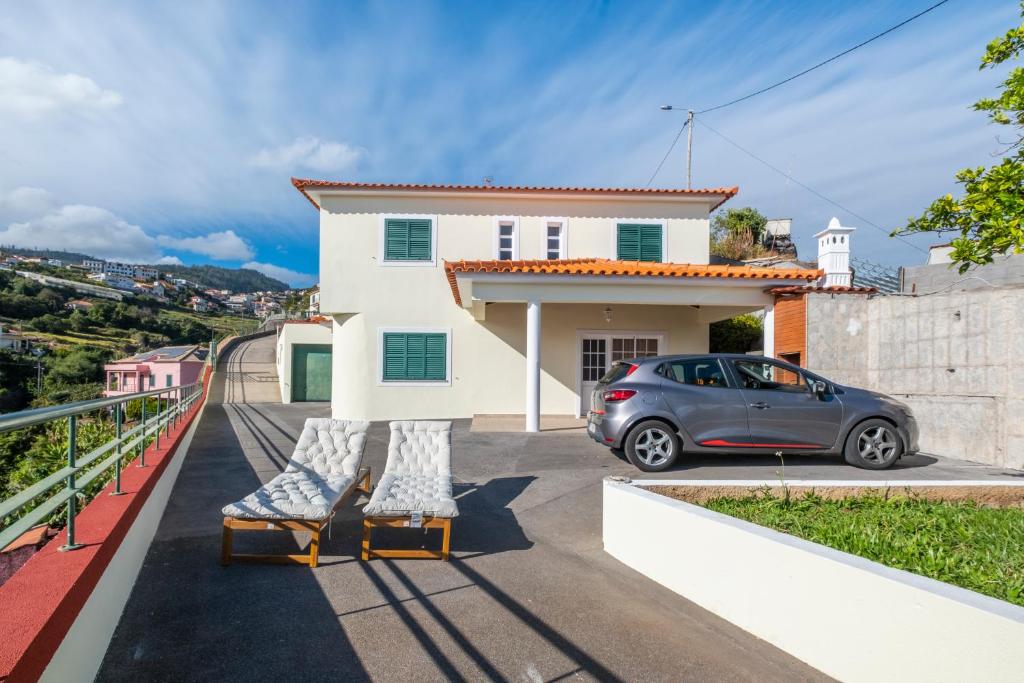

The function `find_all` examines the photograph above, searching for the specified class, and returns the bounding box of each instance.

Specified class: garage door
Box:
[292,344,332,402]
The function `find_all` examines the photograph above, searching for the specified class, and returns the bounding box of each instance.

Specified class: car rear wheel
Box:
[844,419,902,469]
[624,420,679,472]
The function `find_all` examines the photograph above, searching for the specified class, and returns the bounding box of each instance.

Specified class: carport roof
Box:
[445,258,822,306]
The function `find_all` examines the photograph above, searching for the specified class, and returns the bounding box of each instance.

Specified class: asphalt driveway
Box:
[97,336,1019,682]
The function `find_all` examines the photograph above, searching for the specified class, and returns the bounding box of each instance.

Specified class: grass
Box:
[702,491,1024,607]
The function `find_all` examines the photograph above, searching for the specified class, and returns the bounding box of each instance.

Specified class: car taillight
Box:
[603,389,636,403]
[625,364,639,376]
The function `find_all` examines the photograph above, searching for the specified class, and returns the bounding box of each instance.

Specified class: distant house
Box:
[84,259,157,280]
[190,296,209,313]
[0,324,28,352]
[103,345,207,399]
[64,299,94,312]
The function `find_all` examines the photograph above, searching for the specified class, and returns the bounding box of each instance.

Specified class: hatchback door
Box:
[730,359,843,449]
[659,358,751,447]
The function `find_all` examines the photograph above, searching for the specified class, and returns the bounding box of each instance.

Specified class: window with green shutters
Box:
[616,224,664,262]
[382,332,448,382]
[384,217,433,261]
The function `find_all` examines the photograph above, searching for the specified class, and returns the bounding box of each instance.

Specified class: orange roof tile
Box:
[291,178,739,210]
[445,258,822,306]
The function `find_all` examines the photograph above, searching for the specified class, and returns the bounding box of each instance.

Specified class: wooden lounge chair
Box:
[221,418,370,568]
[361,421,458,561]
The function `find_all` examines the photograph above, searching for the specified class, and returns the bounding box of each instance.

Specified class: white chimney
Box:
[814,217,855,287]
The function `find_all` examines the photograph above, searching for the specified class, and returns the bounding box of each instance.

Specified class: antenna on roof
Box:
[483,176,494,186]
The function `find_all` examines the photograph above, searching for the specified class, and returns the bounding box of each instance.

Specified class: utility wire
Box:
[696,0,952,114]
[646,119,689,187]
[697,119,927,253]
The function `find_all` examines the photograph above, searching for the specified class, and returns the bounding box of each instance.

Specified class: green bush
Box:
[709,314,763,353]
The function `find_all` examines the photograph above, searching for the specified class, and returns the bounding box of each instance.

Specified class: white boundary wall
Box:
[603,478,1024,683]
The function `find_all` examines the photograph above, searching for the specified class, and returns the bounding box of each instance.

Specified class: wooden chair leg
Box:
[309,526,321,568]
[356,468,372,495]
[361,518,372,561]
[441,518,451,561]
[220,519,233,566]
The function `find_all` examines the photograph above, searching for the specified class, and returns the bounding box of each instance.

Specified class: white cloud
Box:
[0,203,162,262]
[156,229,254,260]
[250,136,364,173]
[0,186,56,223]
[241,261,315,288]
[157,255,183,265]
[0,57,123,117]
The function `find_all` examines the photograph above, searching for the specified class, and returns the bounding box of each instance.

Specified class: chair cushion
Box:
[383,420,452,476]
[362,472,459,518]
[221,471,355,521]
[286,418,369,478]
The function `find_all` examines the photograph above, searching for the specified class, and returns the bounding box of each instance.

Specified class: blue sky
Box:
[0,1,1018,287]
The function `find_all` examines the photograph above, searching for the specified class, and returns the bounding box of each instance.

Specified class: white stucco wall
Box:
[317,191,744,420]
[276,322,333,404]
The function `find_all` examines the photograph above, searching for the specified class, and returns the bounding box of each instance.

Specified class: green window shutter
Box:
[617,225,640,260]
[384,218,432,261]
[617,224,662,262]
[382,332,447,381]
[639,225,663,262]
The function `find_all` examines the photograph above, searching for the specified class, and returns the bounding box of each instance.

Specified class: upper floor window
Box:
[545,218,567,259]
[617,223,664,262]
[381,215,436,265]
[495,217,519,260]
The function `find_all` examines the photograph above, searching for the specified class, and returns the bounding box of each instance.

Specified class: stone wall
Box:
[805,287,1024,470]
[902,253,1024,293]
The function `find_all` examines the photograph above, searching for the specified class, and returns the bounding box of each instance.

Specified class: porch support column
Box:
[763,300,775,358]
[525,300,541,433]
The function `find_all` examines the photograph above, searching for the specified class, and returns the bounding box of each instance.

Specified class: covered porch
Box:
[103,363,151,397]
[445,258,820,432]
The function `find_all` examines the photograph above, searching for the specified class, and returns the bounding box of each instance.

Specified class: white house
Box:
[296,179,820,431]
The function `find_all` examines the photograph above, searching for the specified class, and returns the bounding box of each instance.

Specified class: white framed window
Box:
[543,217,568,259]
[493,216,519,261]
[378,214,438,267]
[376,327,452,387]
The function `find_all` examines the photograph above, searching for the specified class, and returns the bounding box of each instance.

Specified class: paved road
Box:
[207,333,281,405]
[97,335,1019,682]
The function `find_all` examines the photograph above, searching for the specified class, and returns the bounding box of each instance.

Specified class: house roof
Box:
[118,345,205,363]
[291,178,739,211]
[768,285,876,295]
[445,258,822,306]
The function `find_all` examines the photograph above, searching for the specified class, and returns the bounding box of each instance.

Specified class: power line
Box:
[646,118,689,187]
[696,0,952,115]
[696,119,927,254]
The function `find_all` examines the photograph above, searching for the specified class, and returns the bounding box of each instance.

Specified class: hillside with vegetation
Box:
[2,247,289,292]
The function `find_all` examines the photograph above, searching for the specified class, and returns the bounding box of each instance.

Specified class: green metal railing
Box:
[0,381,205,552]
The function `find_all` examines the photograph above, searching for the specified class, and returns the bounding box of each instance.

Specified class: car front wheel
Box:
[624,420,679,472]
[844,419,903,469]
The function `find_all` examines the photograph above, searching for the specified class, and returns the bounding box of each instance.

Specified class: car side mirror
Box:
[811,380,827,397]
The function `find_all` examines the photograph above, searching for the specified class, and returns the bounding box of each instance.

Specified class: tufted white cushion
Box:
[363,421,459,518]
[222,418,369,520]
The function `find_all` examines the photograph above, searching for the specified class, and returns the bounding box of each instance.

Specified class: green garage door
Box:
[292,344,332,402]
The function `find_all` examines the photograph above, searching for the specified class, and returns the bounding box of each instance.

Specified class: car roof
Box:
[625,353,772,364]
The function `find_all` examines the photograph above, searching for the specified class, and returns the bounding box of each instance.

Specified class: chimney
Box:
[814,217,855,287]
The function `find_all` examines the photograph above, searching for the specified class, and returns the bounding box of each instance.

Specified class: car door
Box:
[659,358,751,447]
[730,358,843,449]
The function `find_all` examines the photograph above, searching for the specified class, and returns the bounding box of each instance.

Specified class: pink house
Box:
[103,345,207,400]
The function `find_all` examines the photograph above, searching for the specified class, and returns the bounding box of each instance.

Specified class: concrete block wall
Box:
[902,253,1024,294]
[805,288,1024,470]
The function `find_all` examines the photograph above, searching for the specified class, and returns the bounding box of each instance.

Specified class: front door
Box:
[579,333,662,414]
[730,358,844,449]
[292,344,332,402]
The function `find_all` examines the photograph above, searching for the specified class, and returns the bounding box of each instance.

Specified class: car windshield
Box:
[598,361,634,385]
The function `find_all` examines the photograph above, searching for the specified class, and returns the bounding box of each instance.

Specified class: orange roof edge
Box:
[444,258,822,306]
[291,178,738,210]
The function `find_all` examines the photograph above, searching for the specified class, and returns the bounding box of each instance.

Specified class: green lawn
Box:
[702,492,1024,607]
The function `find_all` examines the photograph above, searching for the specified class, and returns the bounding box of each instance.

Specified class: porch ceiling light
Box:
[604,306,613,323]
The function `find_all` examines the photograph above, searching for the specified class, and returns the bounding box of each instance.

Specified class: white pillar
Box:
[763,301,775,358]
[525,300,541,432]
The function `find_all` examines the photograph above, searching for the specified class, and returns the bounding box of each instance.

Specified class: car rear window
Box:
[598,361,634,385]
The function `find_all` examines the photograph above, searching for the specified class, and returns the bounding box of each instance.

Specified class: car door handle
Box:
[749,401,769,409]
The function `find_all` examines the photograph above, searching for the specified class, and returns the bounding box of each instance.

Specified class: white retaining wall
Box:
[603,478,1024,683]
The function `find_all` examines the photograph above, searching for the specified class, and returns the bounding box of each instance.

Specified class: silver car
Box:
[586,354,919,472]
